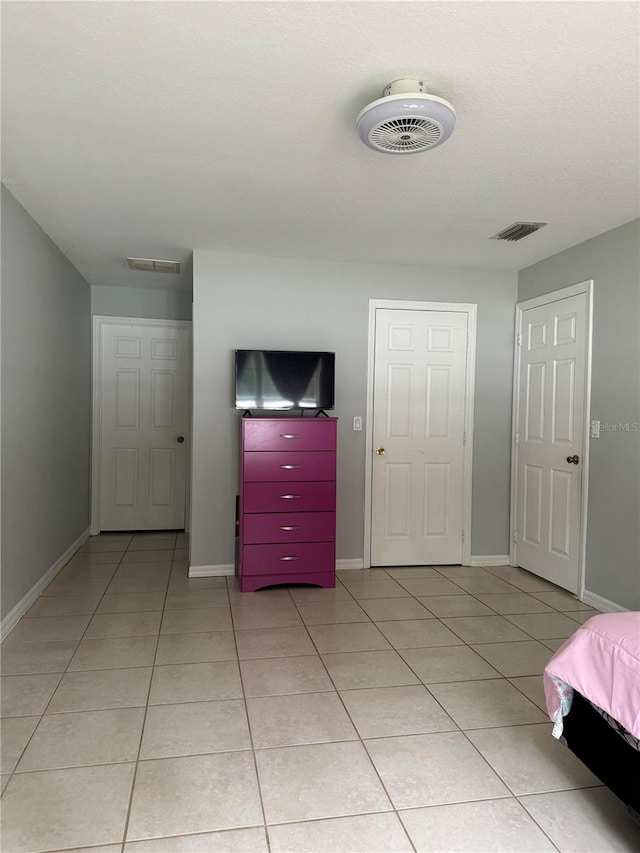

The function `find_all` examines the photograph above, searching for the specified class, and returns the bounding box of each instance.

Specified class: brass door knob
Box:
[376,446,386,455]
[566,454,580,464]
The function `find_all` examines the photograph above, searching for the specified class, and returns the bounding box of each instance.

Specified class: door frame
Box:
[509,280,594,598]
[90,316,193,536]
[363,299,477,568]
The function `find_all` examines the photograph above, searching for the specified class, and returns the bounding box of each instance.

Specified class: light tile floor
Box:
[2,532,640,852]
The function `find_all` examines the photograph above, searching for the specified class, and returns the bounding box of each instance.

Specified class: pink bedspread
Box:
[543,612,640,740]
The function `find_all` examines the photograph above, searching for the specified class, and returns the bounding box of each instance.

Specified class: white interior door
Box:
[98,321,190,531]
[371,308,470,566]
[514,291,588,593]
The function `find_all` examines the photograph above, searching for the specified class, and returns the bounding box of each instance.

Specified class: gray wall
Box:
[191,250,517,568]
[519,219,640,610]
[1,186,92,619]
[91,284,192,321]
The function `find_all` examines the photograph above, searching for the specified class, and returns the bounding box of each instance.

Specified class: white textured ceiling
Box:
[2,1,639,290]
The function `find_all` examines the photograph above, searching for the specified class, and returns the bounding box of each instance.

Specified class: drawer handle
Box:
[280,556,300,561]
[280,494,300,500]
[280,464,301,470]
[280,525,300,531]
[281,434,300,439]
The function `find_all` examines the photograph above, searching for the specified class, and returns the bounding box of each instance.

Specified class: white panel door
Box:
[99,323,190,530]
[514,293,587,592]
[371,309,469,565]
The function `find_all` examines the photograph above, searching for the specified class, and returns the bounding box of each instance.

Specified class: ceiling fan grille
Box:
[368,115,443,153]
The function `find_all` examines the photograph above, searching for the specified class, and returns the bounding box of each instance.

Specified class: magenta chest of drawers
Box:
[238,417,337,592]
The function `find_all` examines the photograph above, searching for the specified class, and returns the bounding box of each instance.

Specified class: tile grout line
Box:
[313,579,562,767]
[119,537,175,853]
[389,569,575,714]
[339,568,556,664]
[314,582,470,741]
[241,568,556,726]
[514,793,572,853]
[285,589,420,853]
[2,551,601,850]
[0,539,135,797]
[31,825,269,853]
[337,567,572,852]
[1,532,176,851]
[305,570,578,843]
[345,565,586,852]
[227,575,275,853]
[456,723,563,850]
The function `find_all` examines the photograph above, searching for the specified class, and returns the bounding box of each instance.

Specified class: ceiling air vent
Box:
[127,257,181,274]
[491,222,547,242]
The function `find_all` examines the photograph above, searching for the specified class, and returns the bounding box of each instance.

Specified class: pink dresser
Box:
[238,418,337,592]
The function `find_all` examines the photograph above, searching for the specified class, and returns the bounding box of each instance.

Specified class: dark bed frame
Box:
[562,691,640,821]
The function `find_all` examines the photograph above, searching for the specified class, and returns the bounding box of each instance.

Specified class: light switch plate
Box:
[590,419,600,439]
[353,416,362,431]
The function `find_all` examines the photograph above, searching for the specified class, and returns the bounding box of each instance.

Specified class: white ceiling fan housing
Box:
[357,78,456,154]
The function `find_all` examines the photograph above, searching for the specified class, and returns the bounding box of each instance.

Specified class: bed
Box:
[543,612,640,819]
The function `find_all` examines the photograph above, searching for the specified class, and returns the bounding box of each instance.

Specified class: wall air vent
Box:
[126,257,181,274]
[490,222,547,242]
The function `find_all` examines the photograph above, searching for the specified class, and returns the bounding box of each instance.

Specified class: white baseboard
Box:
[188,564,234,578]
[581,589,628,613]
[468,555,511,567]
[336,558,364,571]
[1,528,90,641]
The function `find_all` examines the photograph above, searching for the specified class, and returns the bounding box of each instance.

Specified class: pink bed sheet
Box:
[543,611,640,740]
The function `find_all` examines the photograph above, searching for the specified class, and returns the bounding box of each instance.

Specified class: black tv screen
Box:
[235,350,335,411]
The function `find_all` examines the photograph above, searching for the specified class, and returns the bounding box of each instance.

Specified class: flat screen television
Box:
[235,350,335,411]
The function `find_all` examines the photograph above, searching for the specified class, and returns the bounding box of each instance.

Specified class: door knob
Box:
[376,446,386,455]
[566,454,579,464]
[177,435,185,444]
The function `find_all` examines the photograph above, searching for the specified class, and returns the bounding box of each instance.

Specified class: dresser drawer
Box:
[243,481,335,513]
[243,419,336,451]
[242,542,335,576]
[242,512,335,544]
[243,451,335,483]
[241,570,335,593]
